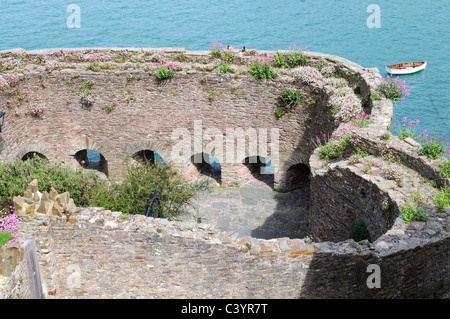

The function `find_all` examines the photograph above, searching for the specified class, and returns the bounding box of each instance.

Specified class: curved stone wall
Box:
[0,48,344,188]
[304,54,449,297]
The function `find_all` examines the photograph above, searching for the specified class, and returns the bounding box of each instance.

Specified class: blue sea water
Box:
[0,0,449,141]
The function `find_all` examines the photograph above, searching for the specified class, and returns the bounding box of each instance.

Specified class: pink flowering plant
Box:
[0,76,9,90]
[87,54,102,62]
[86,54,102,72]
[315,120,372,160]
[155,59,177,80]
[29,104,45,118]
[279,88,301,108]
[377,75,410,101]
[391,117,420,140]
[5,73,19,87]
[274,43,312,68]
[249,53,277,79]
[352,112,373,128]
[217,61,232,74]
[210,42,236,63]
[276,87,303,118]
[316,130,351,160]
[80,93,95,107]
[0,73,19,90]
[0,206,19,248]
[417,130,450,159]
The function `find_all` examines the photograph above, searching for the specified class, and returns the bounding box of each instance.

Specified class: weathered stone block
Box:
[13,196,27,216]
[66,198,77,214]
[0,244,24,278]
[23,188,33,200]
[32,191,42,203]
[48,187,58,201]
[51,204,62,217]
[55,192,70,206]
[25,204,36,217]
[36,199,53,216]
[41,192,49,202]
[29,179,39,193]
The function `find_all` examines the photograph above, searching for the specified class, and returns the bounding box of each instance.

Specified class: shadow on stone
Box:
[241,156,274,189]
[250,186,310,239]
[297,236,449,298]
[191,153,222,185]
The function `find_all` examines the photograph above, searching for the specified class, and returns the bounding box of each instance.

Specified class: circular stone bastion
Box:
[0,47,448,299]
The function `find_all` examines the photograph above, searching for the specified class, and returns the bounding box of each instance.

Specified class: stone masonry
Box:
[0,48,448,298]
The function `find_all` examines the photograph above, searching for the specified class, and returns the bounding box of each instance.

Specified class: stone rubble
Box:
[13,179,78,218]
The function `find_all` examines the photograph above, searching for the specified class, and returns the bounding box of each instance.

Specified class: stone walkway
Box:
[44,185,312,299]
[186,185,310,239]
[48,207,314,299]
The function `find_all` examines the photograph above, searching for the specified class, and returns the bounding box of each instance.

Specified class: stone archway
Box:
[15,145,53,163]
[284,163,311,192]
[131,149,166,166]
[124,140,170,163]
[73,149,108,176]
[187,152,222,185]
[21,151,48,161]
[239,156,274,188]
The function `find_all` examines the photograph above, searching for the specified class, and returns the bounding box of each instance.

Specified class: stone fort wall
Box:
[0,48,341,188]
[0,48,448,298]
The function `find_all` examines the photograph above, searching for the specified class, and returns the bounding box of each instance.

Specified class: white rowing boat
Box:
[385,61,427,75]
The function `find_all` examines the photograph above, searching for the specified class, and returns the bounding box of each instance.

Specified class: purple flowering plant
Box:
[0,206,19,248]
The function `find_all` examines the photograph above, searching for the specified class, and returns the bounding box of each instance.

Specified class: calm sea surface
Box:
[1,0,449,142]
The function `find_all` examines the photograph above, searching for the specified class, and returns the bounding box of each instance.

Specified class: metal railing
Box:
[144,191,160,218]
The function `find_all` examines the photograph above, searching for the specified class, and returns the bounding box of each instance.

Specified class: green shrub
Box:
[0,197,11,217]
[418,139,446,159]
[314,61,324,71]
[355,148,370,158]
[351,221,370,242]
[318,134,351,160]
[0,157,212,220]
[89,160,213,219]
[0,157,106,207]
[399,200,430,223]
[217,61,232,74]
[0,232,14,247]
[275,108,285,118]
[437,159,450,178]
[279,88,301,108]
[370,91,382,101]
[432,186,450,213]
